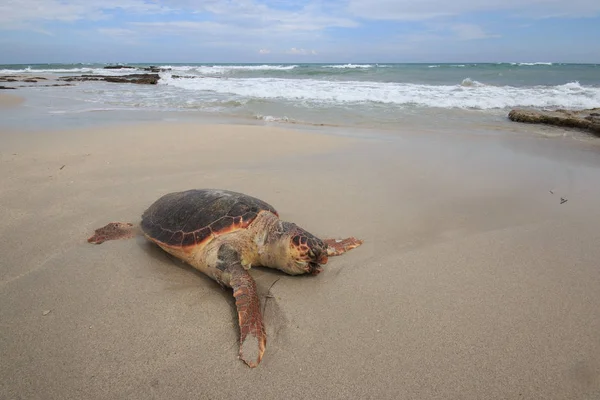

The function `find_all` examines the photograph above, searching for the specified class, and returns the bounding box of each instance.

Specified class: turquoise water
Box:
[2,62,600,86]
[1,62,599,131]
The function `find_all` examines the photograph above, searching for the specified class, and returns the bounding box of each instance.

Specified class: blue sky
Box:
[1,0,599,63]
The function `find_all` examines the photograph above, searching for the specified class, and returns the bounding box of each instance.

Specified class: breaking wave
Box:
[323,64,375,69]
[428,64,467,68]
[460,78,485,87]
[160,73,600,110]
[0,66,148,76]
[511,62,554,66]
[159,65,297,75]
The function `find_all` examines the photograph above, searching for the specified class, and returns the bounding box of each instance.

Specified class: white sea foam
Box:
[0,64,297,76]
[159,73,600,110]
[156,65,196,72]
[0,67,95,74]
[323,64,374,69]
[161,65,297,75]
[0,67,143,76]
[429,64,467,68]
[558,81,584,90]
[255,114,291,122]
[511,62,554,66]
[460,78,485,87]
[47,107,142,114]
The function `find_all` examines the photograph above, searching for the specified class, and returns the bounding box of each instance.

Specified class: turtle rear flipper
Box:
[230,266,266,368]
[323,237,363,256]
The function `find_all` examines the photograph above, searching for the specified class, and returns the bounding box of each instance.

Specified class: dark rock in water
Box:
[508,108,600,136]
[104,65,136,69]
[59,73,159,85]
[142,66,165,73]
[103,74,159,84]
[0,75,69,89]
[1,75,47,83]
[103,65,170,73]
[18,83,74,88]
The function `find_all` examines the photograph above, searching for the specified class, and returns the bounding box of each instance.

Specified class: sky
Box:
[1,0,599,64]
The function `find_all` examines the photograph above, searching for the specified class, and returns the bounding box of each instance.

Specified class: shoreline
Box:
[1,64,599,140]
[2,88,600,145]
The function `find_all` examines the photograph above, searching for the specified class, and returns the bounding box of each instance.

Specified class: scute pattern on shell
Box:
[140,189,279,248]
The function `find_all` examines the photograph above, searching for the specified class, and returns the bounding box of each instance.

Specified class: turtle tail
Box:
[230,267,266,368]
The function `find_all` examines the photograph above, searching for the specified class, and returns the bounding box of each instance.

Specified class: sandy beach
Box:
[2,114,600,399]
[0,93,24,108]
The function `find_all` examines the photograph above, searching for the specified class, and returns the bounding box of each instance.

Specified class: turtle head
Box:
[282,223,328,275]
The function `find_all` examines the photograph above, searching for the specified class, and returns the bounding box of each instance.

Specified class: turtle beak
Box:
[308,262,323,275]
[309,247,328,265]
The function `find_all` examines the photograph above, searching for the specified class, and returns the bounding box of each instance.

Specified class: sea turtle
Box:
[88,189,363,368]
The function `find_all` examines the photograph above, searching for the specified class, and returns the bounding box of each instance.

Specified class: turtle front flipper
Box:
[217,245,266,368]
[323,237,363,256]
[88,222,137,244]
[230,266,266,368]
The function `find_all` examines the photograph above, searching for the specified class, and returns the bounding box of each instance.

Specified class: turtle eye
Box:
[292,235,301,246]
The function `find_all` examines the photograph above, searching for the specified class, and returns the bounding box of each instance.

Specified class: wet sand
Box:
[0,93,24,108]
[1,121,600,399]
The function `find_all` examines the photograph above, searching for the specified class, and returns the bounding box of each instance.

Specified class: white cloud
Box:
[0,0,356,33]
[0,0,167,27]
[388,23,499,47]
[131,21,226,33]
[2,0,597,63]
[97,27,141,44]
[98,28,137,37]
[348,0,600,20]
[172,0,357,32]
[163,0,355,30]
[450,24,500,40]
[286,48,317,55]
[2,0,599,35]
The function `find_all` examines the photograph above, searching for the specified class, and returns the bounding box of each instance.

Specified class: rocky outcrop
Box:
[36,83,74,87]
[59,73,159,85]
[104,65,136,69]
[104,65,168,73]
[0,75,51,89]
[142,66,166,73]
[1,75,47,83]
[1,72,160,88]
[508,108,600,136]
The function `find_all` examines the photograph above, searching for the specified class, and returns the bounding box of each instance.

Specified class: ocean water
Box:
[1,62,599,131]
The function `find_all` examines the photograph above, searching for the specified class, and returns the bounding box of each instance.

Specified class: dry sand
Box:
[1,121,600,399]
